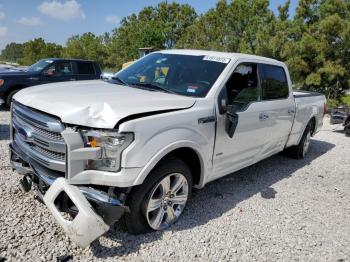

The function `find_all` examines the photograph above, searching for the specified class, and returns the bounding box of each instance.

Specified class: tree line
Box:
[1,0,349,99]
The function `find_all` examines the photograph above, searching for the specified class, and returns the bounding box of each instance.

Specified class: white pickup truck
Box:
[9,50,326,247]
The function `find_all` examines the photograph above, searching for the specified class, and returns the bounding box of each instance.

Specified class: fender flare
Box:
[132,140,206,187]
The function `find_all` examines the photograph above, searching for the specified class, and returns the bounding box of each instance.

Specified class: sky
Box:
[0,0,298,51]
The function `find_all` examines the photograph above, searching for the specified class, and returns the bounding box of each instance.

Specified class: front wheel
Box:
[121,157,192,234]
[6,90,19,107]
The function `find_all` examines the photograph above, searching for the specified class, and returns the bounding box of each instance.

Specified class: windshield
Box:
[28,59,53,72]
[114,53,229,97]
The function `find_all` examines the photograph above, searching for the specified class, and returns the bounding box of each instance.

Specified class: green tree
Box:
[0,42,24,63]
[64,32,107,66]
[19,38,63,65]
[107,2,197,69]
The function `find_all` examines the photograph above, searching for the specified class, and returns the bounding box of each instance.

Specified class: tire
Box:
[121,156,192,234]
[285,123,312,159]
[6,90,19,107]
[345,125,350,137]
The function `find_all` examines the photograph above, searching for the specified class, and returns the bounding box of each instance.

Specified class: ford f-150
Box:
[9,50,326,247]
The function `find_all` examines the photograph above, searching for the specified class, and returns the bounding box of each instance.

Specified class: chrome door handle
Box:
[259,112,269,120]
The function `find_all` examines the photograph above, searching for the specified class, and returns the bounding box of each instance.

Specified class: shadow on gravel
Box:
[90,139,335,259]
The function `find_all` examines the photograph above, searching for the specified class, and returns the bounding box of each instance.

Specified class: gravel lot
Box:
[0,108,349,261]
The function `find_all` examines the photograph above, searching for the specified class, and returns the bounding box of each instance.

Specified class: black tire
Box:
[284,123,312,159]
[6,90,19,107]
[345,126,350,137]
[121,156,192,234]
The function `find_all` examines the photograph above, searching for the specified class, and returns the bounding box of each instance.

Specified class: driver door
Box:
[212,62,269,179]
[41,61,76,84]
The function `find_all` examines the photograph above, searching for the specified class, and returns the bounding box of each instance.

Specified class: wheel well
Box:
[309,117,316,136]
[5,85,27,97]
[160,147,202,186]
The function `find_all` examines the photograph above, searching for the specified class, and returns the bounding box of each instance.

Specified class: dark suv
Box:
[0,58,102,106]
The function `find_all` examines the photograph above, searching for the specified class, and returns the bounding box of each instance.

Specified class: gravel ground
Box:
[0,108,349,261]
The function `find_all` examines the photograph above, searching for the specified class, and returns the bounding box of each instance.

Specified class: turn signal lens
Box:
[0,79,4,86]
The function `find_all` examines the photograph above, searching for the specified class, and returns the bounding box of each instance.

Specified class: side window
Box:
[77,62,95,75]
[260,64,289,100]
[225,63,259,111]
[55,61,73,75]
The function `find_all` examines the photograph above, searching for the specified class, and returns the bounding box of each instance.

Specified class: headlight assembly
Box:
[81,129,134,172]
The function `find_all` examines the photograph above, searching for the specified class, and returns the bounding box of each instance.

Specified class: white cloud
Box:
[18,17,43,26]
[105,15,119,24]
[0,11,5,20]
[38,0,85,21]
[0,26,8,37]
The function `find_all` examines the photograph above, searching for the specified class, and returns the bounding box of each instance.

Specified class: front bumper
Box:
[9,143,129,248]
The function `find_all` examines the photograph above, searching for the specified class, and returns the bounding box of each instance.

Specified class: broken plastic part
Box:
[43,178,109,248]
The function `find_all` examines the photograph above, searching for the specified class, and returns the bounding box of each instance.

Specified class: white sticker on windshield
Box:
[45,60,54,63]
[203,56,230,64]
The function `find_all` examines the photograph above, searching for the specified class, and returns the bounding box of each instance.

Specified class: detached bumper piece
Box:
[9,143,128,248]
[44,178,109,248]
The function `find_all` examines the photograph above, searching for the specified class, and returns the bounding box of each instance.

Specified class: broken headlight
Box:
[81,130,134,172]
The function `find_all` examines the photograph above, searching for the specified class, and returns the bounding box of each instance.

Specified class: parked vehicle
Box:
[330,106,349,125]
[9,50,326,247]
[0,58,102,106]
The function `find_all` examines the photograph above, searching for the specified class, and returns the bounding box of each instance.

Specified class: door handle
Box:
[70,78,76,81]
[259,112,269,120]
[288,108,295,114]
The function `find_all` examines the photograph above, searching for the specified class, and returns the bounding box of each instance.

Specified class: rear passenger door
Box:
[255,63,295,159]
[75,61,97,80]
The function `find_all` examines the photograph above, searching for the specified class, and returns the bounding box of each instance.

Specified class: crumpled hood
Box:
[14,80,196,129]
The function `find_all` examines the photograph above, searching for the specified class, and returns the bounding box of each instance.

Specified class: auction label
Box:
[203,56,230,64]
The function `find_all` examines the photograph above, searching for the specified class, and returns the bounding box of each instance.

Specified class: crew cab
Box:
[0,58,102,106]
[9,50,326,247]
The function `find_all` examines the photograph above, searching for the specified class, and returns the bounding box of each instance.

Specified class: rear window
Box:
[260,64,289,100]
[77,62,95,75]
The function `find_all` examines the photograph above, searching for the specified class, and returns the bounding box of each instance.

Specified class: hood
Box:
[0,71,31,77]
[14,80,196,129]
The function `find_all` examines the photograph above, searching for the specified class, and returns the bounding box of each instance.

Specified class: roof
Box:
[40,58,97,62]
[158,49,285,66]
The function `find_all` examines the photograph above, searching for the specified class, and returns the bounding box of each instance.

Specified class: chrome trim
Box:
[10,144,121,206]
[12,117,66,153]
[14,134,65,172]
[12,102,67,173]
[12,102,64,132]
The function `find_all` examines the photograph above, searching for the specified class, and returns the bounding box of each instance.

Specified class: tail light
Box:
[323,102,327,116]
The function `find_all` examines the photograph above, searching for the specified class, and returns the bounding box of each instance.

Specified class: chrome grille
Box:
[12,102,66,172]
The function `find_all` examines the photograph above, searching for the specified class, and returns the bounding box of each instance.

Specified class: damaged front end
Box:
[9,102,130,248]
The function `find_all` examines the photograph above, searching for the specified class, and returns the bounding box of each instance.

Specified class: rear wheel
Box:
[121,157,192,234]
[285,123,312,159]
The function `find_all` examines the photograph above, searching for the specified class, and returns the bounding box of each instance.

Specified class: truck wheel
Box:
[6,90,18,107]
[345,126,350,137]
[285,123,312,159]
[121,157,192,234]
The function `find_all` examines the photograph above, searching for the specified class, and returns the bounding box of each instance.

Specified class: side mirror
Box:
[225,105,239,138]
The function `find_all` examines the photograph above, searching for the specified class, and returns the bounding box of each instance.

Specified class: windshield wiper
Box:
[130,82,177,94]
[111,76,128,86]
